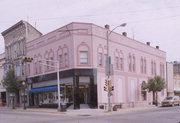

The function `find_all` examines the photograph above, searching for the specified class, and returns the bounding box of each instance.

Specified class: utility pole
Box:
[104,23,126,112]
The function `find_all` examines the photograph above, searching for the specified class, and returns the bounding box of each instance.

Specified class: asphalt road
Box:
[1,106,180,123]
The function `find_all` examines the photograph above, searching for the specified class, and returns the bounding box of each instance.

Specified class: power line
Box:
[28,5,180,21]
[1,5,180,23]
[127,14,180,24]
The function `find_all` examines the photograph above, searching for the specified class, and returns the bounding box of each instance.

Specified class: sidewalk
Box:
[0,105,157,117]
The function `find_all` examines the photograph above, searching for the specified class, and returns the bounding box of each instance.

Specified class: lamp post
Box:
[56,61,61,112]
[22,81,26,110]
[105,23,127,112]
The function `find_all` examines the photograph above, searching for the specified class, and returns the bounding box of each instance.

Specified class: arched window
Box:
[141,57,144,74]
[114,49,119,69]
[49,49,54,70]
[97,46,103,66]
[132,55,136,72]
[128,54,132,72]
[78,43,89,65]
[144,58,147,74]
[38,54,42,73]
[119,52,124,71]
[63,46,68,67]
[154,61,156,75]
[44,51,49,71]
[34,55,38,74]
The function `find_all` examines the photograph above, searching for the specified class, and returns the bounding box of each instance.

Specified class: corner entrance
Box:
[79,85,89,104]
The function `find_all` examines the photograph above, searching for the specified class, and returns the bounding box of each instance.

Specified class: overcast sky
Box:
[0,0,180,61]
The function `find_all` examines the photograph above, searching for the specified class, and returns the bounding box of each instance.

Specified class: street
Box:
[0,106,180,123]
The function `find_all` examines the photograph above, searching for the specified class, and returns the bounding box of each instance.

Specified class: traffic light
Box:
[105,79,109,87]
[109,86,114,91]
[104,79,109,92]
[111,86,114,91]
[22,57,33,62]
[104,86,108,91]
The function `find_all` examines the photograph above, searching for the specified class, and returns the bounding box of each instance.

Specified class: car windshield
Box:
[165,97,173,100]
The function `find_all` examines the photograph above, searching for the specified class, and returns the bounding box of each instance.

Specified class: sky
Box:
[0,0,180,62]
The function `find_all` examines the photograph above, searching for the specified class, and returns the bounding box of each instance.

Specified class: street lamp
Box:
[22,81,26,110]
[105,23,127,112]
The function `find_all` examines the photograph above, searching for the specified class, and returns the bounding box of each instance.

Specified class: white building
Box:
[166,62,174,96]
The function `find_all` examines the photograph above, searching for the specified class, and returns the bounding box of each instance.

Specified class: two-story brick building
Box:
[26,22,167,109]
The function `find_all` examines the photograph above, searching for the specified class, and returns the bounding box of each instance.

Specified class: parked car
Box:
[161,96,180,107]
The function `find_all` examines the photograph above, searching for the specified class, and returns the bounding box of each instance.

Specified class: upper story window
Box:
[128,54,135,72]
[151,61,153,75]
[114,49,120,70]
[78,43,89,65]
[141,57,143,74]
[98,46,103,67]
[120,56,124,71]
[37,54,42,74]
[21,62,25,75]
[59,54,63,67]
[63,46,69,67]
[27,63,30,76]
[115,56,119,69]
[128,54,132,72]
[34,55,38,74]
[151,60,156,75]
[154,62,156,75]
[132,55,136,72]
[98,53,103,66]
[160,63,165,77]
[15,61,21,76]
[144,58,147,74]
[80,51,88,64]
[49,50,54,70]
[64,53,68,67]
[44,51,49,71]
[141,57,147,74]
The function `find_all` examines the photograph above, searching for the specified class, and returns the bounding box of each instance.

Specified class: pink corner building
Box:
[26,22,167,109]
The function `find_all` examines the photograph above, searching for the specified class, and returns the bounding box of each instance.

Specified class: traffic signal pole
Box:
[105,24,112,112]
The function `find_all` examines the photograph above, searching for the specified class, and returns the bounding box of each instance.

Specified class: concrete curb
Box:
[0,106,157,117]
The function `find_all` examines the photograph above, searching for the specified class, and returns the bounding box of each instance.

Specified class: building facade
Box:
[166,62,174,97]
[0,53,5,106]
[172,61,180,96]
[26,22,167,109]
[1,20,42,106]
[173,61,180,75]
[173,74,180,96]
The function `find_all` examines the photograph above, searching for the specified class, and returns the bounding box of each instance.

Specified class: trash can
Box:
[60,103,67,112]
[113,105,118,111]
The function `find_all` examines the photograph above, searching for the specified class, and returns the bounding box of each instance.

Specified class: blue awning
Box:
[29,86,58,94]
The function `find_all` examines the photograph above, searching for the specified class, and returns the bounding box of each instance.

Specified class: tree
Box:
[146,76,165,106]
[2,69,20,108]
